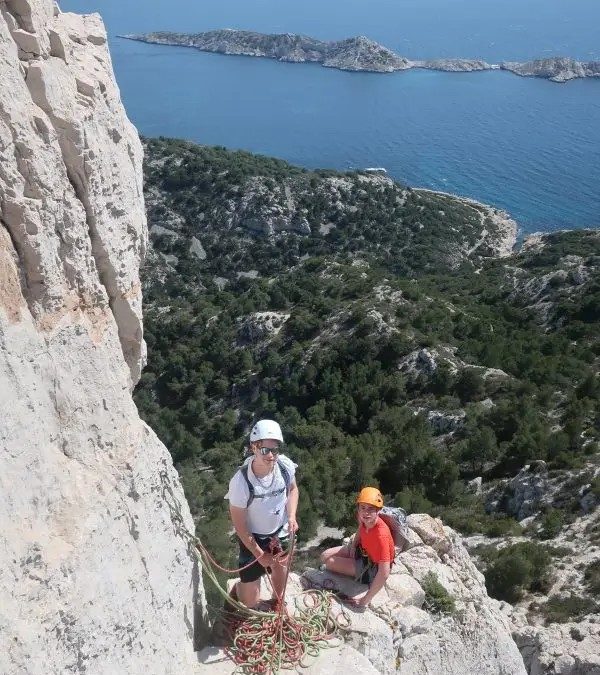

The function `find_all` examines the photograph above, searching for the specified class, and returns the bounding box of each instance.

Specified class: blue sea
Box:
[60,0,600,233]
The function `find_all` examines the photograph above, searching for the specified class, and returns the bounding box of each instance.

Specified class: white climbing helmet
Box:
[249,419,284,444]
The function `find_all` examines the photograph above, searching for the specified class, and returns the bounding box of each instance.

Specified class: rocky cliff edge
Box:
[0,1,205,673]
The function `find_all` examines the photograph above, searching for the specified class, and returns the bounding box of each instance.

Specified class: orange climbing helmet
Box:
[356,487,384,508]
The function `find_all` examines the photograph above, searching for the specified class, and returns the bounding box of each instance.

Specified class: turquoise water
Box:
[60,0,600,232]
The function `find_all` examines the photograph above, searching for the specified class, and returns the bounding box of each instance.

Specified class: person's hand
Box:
[348,593,369,609]
[288,517,299,534]
[272,549,290,565]
[256,551,275,569]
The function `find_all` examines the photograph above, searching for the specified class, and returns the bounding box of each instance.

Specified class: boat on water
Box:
[363,167,388,173]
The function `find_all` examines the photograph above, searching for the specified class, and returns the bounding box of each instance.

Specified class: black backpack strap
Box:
[277,458,291,496]
[240,465,255,508]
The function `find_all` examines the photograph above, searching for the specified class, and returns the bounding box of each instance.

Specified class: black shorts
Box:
[355,554,378,585]
[238,532,290,583]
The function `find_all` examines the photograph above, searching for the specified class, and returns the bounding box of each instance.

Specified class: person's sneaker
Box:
[212,586,242,647]
[258,597,282,613]
[222,584,239,613]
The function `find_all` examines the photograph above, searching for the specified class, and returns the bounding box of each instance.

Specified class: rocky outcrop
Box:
[415,58,494,72]
[513,619,600,675]
[232,176,312,236]
[199,514,526,673]
[486,461,600,522]
[323,36,411,73]
[502,231,600,328]
[237,311,290,344]
[501,57,600,83]
[486,461,551,521]
[0,2,205,673]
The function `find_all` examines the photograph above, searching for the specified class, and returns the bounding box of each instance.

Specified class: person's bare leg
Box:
[321,545,345,565]
[237,579,260,609]
[321,545,356,577]
[269,560,288,602]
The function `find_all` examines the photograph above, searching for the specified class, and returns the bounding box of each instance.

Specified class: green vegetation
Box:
[584,559,600,595]
[135,138,600,572]
[538,508,566,540]
[539,594,600,624]
[434,496,523,537]
[479,542,554,603]
[422,572,457,615]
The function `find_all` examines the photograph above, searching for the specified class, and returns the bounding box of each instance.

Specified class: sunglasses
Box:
[259,446,280,456]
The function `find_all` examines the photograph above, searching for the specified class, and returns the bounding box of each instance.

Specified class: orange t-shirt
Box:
[358,516,395,564]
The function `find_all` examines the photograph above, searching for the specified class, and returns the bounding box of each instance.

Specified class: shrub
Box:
[540,594,599,624]
[422,572,456,615]
[538,509,565,540]
[395,487,432,514]
[584,560,600,595]
[483,542,552,603]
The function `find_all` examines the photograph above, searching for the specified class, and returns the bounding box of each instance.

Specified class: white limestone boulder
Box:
[406,513,452,556]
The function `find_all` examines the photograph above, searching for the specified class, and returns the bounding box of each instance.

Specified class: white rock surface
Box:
[0,2,205,673]
[486,461,551,520]
[514,619,600,675]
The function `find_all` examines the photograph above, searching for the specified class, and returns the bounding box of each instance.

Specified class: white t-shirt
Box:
[225,454,297,537]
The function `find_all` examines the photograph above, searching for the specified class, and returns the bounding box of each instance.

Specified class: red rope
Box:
[196,539,263,574]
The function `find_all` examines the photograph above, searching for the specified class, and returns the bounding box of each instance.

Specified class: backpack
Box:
[378,506,409,551]
[240,458,291,508]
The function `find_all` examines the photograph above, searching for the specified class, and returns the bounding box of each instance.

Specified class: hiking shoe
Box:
[222,584,239,612]
[258,597,282,613]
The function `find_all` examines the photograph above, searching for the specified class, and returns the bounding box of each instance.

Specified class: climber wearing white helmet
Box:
[225,419,299,609]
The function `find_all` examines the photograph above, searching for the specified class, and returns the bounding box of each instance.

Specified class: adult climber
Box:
[225,419,299,609]
[320,486,394,608]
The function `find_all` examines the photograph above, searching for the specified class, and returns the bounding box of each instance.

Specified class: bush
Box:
[540,594,599,624]
[485,552,532,603]
[483,542,552,602]
[538,509,565,540]
[584,560,600,595]
[422,572,456,614]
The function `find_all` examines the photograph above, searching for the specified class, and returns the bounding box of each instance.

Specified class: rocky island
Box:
[120,30,600,82]
[501,57,600,83]
[120,30,411,73]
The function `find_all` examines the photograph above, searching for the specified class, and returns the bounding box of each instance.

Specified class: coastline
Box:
[413,188,518,257]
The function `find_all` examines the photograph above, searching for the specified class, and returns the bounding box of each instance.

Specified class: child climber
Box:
[320,487,395,608]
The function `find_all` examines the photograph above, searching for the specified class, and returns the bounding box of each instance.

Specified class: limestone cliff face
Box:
[0,1,204,673]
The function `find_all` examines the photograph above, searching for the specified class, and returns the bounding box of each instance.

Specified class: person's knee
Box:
[238,580,260,608]
[320,546,337,564]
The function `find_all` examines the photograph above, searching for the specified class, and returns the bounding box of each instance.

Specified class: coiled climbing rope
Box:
[194,534,352,674]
